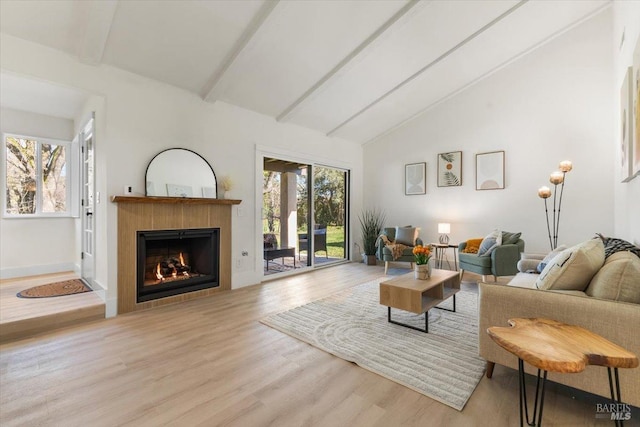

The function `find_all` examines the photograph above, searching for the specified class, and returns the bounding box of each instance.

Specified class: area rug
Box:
[261,278,485,411]
[17,279,92,298]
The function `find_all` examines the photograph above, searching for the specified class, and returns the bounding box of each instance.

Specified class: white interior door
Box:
[80,116,95,287]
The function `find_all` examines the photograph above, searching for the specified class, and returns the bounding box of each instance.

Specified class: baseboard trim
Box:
[0,263,77,279]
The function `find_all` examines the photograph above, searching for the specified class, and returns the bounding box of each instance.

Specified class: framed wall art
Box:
[437,151,462,187]
[621,66,634,182]
[405,162,426,195]
[476,151,505,190]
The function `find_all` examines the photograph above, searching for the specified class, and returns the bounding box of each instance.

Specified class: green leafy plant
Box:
[358,209,386,255]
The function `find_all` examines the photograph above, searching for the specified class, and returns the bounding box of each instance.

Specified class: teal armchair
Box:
[458,239,524,282]
[376,226,423,274]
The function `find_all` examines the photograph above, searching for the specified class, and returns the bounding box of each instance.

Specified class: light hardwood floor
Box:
[0,272,105,343]
[0,264,628,426]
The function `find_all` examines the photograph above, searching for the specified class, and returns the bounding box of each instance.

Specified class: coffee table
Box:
[379,269,461,333]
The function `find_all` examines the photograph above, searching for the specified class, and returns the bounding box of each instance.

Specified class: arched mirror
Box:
[145,148,217,198]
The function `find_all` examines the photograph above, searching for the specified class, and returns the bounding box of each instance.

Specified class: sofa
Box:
[478,238,640,407]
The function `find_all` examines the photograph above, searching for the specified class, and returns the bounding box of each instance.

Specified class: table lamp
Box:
[438,223,450,244]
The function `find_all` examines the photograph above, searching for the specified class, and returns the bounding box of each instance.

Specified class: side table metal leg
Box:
[518,358,548,427]
[608,367,624,427]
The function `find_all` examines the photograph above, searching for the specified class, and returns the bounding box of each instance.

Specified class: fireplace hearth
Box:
[137,228,219,302]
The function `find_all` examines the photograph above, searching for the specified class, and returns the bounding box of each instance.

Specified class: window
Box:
[4,134,71,216]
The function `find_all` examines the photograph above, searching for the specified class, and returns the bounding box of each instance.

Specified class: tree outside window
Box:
[5,135,68,215]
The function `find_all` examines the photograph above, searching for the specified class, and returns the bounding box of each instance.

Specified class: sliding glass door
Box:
[262,157,349,276]
[312,165,348,266]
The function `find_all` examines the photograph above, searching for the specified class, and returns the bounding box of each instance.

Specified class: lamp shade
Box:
[438,223,451,234]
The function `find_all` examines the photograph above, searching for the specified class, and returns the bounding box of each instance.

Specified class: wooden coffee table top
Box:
[379,269,459,292]
[487,318,639,373]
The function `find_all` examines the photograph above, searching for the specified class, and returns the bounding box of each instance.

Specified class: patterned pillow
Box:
[536,245,568,273]
[535,239,605,291]
[596,233,640,259]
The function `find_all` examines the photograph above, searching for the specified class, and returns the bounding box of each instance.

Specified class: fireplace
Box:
[137,228,220,302]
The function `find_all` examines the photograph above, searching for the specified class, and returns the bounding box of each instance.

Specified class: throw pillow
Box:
[535,239,605,291]
[585,251,640,303]
[501,231,522,245]
[536,244,568,273]
[462,238,483,254]
[477,229,502,257]
[395,226,418,246]
[596,233,640,259]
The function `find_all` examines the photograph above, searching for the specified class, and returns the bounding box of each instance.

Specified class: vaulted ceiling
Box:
[0,0,610,143]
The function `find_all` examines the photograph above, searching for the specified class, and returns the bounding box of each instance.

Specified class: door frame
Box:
[80,114,95,288]
[256,145,351,278]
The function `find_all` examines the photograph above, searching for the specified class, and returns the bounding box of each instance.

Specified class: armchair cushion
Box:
[395,226,418,246]
[501,231,522,245]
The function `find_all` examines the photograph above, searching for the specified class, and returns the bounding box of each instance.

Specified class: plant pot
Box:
[414,264,430,280]
[363,254,377,266]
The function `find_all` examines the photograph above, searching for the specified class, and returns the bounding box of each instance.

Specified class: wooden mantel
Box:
[112,195,241,314]
[112,195,241,205]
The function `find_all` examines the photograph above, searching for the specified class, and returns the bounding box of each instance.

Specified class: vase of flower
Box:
[220,176,233,199]
[412,245,432,280]
[414,263,430,280]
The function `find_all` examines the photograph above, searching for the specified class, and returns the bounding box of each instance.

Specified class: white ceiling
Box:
[0,0,610,143]
[0,72,88,120]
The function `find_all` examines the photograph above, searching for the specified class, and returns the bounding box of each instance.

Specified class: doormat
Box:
[17,279,92,298]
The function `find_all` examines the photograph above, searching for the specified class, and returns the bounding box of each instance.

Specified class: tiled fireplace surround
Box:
[113,196,240,314]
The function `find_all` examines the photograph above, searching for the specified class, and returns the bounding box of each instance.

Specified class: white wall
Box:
[363,9,614,254]
[0,107,78,277]
[613,0,640,245]
[0,34,363,315]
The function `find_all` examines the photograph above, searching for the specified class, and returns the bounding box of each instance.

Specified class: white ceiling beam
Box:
[201,0,281,102]
[327,0,528,137]
[75,0,118,65]
[276,0,422,123]
[362,1,612,146]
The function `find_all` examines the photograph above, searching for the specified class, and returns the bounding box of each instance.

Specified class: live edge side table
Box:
[487,318,638,427]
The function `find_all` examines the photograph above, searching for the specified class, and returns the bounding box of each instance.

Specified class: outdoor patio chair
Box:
[298,224,328,259]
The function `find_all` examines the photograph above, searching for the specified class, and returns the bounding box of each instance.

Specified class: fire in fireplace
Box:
[137,228,219,302]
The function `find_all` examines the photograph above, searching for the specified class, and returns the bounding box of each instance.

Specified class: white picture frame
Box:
[166,184,193,198]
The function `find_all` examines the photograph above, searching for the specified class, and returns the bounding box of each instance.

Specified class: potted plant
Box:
[358,209,385,265]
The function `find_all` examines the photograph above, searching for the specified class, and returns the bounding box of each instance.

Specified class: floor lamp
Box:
[538,160,572,251]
